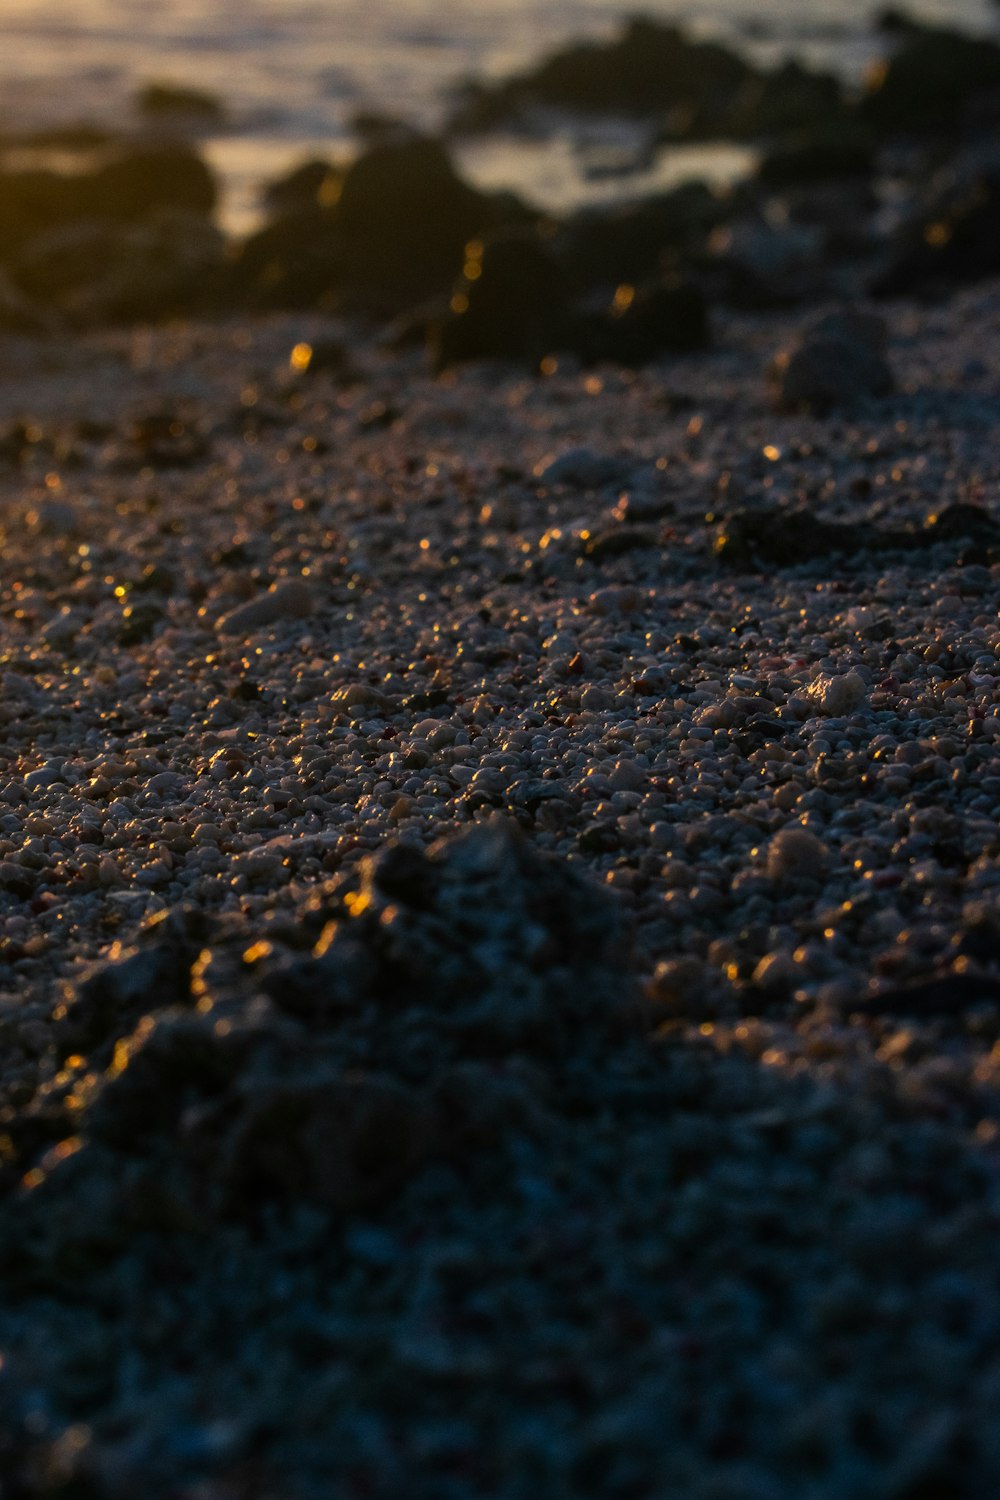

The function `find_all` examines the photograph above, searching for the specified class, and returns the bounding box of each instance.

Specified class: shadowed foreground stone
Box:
[4,820,635,1246]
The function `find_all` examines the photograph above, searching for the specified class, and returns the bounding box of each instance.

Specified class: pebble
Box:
[807,669,867,715]
[766,826,829,878]
[216,578,315,637]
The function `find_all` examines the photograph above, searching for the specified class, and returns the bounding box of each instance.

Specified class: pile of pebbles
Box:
[0,282,999,1495]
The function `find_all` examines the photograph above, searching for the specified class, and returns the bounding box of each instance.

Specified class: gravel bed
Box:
[0,287,999,1497]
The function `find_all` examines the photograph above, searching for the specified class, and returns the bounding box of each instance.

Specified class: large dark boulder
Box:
[756,126,876,188]
[575,276,709,365]
[730,60,846,139]
[0,143,216,261]
[861,27,1000,133]
[12,211,228,324]
[86,143,216,219]
[449,18,757,134]
[871,163,1000,296]
[555,182,723,294]
[432,227,570,369]
[234,135,532,315]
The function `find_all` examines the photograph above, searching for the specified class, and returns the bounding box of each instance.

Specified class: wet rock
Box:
[771,308,893,411]
[861,27,1000,134]
[432,228,569,369]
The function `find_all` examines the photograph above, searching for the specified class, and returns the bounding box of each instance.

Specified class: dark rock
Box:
[861,27,1000,134]
[730,60,846,138]
[0,143,218,324]
[52,907,206,1062]
[757,127,875,188]
[235,136,529,315]
[261,157,341,215]
[85,144,217,221]
[853,973,1000,1017]
[330,135,510,304]
[0,269,53,334]
[448,18,757,134]
[135,81,226,122]
[12,211,226,323]
[7,820,635,1241]
[582,526,659,561]
[714,498,1000,569]
[432,227,569,368]
[123,408,211,468]
[771,308,893,411]
[555,183,723,294]
[714,506,857,568]
[871,164,1000,297]
[576,276,709,365]
[214,1072,438,1214]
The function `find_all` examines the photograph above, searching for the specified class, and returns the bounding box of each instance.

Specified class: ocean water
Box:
[1,0,997,229]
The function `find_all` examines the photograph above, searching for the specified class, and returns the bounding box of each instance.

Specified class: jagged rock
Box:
[4,821,635,1245]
